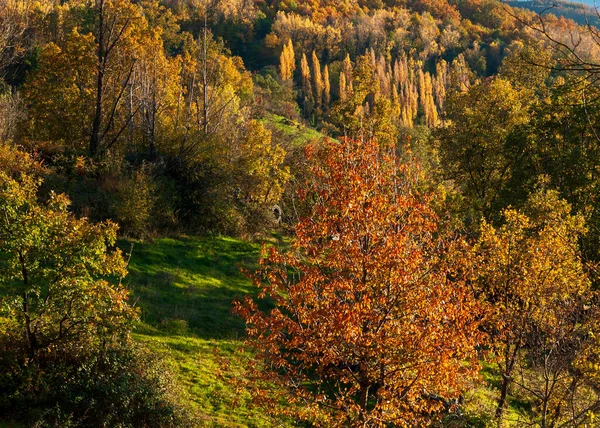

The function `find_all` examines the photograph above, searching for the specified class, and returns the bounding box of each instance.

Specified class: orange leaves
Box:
[236,138,481,425]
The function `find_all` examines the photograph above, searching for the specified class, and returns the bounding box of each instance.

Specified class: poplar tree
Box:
[279,38,295,81]
[323,64,331,105]
[419,70,438,127]
[300,52,314,114]
[311,51,323,108]
[339,70,347,102]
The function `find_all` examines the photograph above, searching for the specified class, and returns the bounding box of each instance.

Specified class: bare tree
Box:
[90,0,141,157]
[0,0,29,80]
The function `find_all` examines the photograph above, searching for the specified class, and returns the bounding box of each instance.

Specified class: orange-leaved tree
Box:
[235,138,482,426]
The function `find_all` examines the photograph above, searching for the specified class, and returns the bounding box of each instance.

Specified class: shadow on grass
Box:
[119,236,270,340]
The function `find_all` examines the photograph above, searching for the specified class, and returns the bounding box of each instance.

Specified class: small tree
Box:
[236,138,481,426]
[474,186,594,425]
[0,171,134,363]
[0,170,192,425]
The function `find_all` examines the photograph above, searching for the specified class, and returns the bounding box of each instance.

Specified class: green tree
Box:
[0,170,192,425]
[0,171,133,363]
[437,77,530,219]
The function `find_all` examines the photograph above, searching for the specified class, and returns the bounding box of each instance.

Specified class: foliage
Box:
[21,29,96,150]
[112,164,157,238]
[236,138,481,426]
[0,144,46,179]
[0,172,192,426]
[474,186,596,425]
[437,77,531,219]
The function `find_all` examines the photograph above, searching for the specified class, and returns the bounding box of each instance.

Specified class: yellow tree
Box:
[23,0,151,157]
[475,187,593,424]
[300,52,313,115]
[279,38,295,81]
[22,29,96,149]
[229,120,291,231]
[330,55,397,147]
[236,138,481,426]
[175,30,252,159]
[132,26,181,158]
[339,70,347,102]
[418,69,438,127]
[323,64,331,106]
[311,50,323,108]
[342,52,353,94]
[90,0,148,157]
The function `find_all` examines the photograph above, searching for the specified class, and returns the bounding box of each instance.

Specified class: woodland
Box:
[2,0,600,426]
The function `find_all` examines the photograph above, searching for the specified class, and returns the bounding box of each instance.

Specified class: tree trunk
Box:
[90,0,105,157]
[495,373,509,423]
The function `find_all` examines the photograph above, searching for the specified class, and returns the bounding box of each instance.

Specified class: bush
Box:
[0,171,195,426]
[0,339,197,427]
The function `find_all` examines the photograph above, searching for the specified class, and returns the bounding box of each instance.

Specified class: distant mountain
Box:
[505,0,600,26]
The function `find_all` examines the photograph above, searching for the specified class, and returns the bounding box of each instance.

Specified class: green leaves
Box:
[0,171,135,362]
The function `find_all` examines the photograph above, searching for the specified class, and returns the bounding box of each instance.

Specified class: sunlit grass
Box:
[121,236,276,426]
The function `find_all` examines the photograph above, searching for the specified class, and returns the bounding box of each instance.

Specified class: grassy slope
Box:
[121,236,277,427]
[122,236,531,427]
[262,113,326,148]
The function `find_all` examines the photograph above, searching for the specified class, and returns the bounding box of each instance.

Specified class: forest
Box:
[2,0,600,426]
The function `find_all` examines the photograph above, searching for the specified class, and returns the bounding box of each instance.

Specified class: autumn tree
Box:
[90,0,147,157]
[236,138,481,426]
[311,50,323,108]
[474,186,594,424]
[323,64,331,105]
[279,38,295,81]
[21,0,150,157]
[418,69,438,127]
[339,53,353,101]
[329,54,398,146]
[174,30,252,159]
[22,29,97,149]
[300,52,314,115]
[131,27,181,158]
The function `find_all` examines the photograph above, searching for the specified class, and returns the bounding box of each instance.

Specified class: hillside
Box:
[122,236,270,425]
[505,0,600,26]
[3,0,600,425]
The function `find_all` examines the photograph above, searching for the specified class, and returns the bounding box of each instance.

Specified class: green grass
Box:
[263,113,325,148]
[121,236,279,426]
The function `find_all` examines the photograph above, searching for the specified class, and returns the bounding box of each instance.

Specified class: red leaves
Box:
[235,138,481,426]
